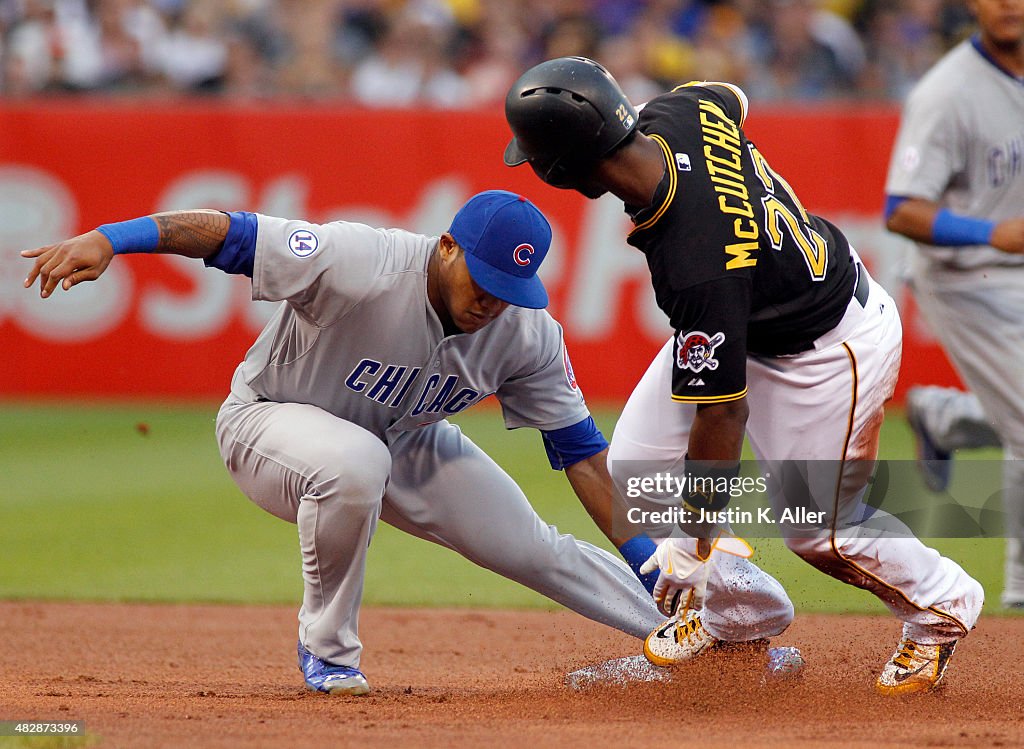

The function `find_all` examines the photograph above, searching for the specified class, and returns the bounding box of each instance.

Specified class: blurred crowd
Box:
[0,0,977,104]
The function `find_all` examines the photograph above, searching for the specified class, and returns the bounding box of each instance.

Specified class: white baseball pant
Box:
[609,259,983,643]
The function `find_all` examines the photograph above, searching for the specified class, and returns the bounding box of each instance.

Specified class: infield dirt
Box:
[1,601,1022,748]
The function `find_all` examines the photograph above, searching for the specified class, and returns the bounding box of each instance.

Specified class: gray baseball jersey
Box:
[886,38,1024,271]
[215,213,664,667]
[229,214,589,440]
[885,37,1024,606]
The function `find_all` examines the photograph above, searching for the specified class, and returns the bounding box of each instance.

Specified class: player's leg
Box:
[746,268,982,690]
[215,397,390,674]
[380,420,664,639]
[905,385,1001,491]
[606,337,794,642]
[912,272,1024,607]
[907,386,1001,453]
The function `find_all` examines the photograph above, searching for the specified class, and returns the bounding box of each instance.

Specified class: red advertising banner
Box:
[0,102,958,402]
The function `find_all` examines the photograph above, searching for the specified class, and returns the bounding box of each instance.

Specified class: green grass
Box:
[0,401,1012,615]
[0,735,98,749]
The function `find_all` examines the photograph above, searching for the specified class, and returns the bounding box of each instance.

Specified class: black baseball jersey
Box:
[626,83,858,403]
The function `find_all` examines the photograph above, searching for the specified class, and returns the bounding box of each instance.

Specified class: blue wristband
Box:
[931,209,995,247]
[617,534,659,594]
[96,217,160,255]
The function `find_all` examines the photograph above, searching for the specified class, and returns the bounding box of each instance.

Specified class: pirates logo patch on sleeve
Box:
[676,331,725,372]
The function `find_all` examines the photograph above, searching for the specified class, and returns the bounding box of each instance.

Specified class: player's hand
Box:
[639,534,753,616]
[22,230,115,298]
[990,218,1024,255]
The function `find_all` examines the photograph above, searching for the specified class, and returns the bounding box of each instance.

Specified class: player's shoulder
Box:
[484,306,561,348]
[315,220,428,247]
[498,305,559,334]
[906,40,980,107]
[674,81,748,124]
[257,215,437,288]
[459,307,561,376]
[321,221,433,268]
[257,213,398,251]
[375,225,434,255]
[640,82,747,134]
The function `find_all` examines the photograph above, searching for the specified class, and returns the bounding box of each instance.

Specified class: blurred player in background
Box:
[884,0,1024,608]
[505,56,983,694]
[21,191,675,695]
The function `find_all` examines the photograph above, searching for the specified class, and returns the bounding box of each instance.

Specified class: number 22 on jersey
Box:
[749,144,828,281]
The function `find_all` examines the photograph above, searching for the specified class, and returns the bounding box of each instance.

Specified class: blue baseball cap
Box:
[448,190,551,309]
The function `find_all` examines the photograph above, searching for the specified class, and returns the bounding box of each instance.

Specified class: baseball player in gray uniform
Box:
[885,0,1024,608]
[21,190,670,695]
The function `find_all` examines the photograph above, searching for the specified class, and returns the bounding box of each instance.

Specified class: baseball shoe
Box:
[906,387,952,492]
[643,610,767,666]
[876,636,957,695]
[297,642,370,695]
[644,610,718,666]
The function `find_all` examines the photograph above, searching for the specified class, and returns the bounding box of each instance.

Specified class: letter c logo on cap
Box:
[513,243,535,266]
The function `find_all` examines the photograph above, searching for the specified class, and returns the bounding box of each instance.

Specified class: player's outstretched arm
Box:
[22,210,230,298]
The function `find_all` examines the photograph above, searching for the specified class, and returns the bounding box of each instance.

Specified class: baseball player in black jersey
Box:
[504,57,983,694]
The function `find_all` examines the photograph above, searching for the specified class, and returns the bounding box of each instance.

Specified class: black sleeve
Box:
[664,275,751,404]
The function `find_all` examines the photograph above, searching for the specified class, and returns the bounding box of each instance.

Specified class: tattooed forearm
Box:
[153,210,231,259]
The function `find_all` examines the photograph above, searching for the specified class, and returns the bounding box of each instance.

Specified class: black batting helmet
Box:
[504,57,637,186]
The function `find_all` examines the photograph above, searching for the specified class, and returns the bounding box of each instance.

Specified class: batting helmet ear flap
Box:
[504,57,638,184]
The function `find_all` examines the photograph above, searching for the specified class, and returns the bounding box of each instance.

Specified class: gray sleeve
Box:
[885,85,965,201]
[495,311,591,431]
[252,214,388,326]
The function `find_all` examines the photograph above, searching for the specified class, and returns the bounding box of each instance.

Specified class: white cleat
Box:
[643,610,720,666]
